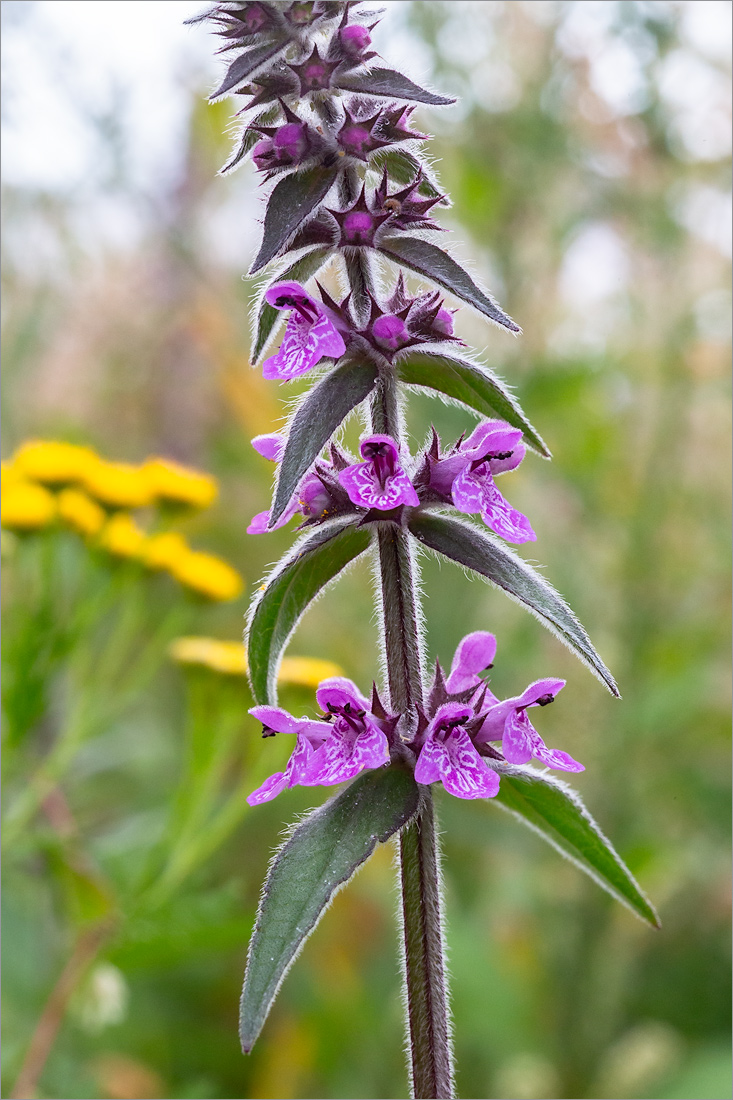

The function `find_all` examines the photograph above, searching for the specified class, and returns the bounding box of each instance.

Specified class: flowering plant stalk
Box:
[191,3,659,1096]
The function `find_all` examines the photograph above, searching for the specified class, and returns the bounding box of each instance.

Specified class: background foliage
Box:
[2,2,730,1098]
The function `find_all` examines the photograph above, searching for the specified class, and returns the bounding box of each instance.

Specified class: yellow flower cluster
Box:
[170,637,342,687]
[2,440,243,602]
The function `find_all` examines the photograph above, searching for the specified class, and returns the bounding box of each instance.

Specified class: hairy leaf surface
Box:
[396,350,550,457]
[408,512,618,695]
[494,766,659,926]
[240,766,420,1052]
[251,164,341,274]
[339,67,455,105]
[380,236,520,332]
[270,357,379,524]
[247,519,372,704]
[212,41,286,99]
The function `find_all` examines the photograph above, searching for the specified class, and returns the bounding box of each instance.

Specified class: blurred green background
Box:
[2,2,730,1098]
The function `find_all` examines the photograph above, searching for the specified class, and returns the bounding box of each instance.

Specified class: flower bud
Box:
[372,314,411,352]
[433,307,455,337]
[252,137,275,171]
[340,24,372,57]
[274,122,308,161]
[243,3,269,33]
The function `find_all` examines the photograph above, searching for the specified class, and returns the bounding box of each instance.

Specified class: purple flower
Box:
[247,433,335,533]
[339,435,420,511]
[247,706,332,805]
[307,678,390,785]
[476,679,584,772]
[445,630,499,695]
[371,314,411,351]
[414,703,500,800]
[262,281,346,380]
[431,420,535,544]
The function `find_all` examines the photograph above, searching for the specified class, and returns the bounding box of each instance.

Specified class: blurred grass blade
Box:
[252,247,333,360]
[247,518,372,704]
[396,350,550,457]
[240,765,420,1052]
[379,236,520,332]
[270,357,379,525]
[250,164,341,274]
[338,67,456,105]
[408,512,619,695]
[494,766,660,927]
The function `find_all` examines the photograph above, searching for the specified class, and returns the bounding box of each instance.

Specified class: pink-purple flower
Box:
[262,282,346,380]
[476,679,584,772]
[247,678,390,804]
[430,420,535,544]
[414,703,501,800]
[339,435,420,511]
[247,706,332,805]
[247,433,335,533]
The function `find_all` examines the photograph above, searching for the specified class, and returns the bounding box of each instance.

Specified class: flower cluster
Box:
[248,632,582,806]
[2,440,244,602]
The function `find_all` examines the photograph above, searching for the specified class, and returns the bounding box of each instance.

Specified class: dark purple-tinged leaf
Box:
[240,764,420,1052]
[222,107,280,174]
[338,66,455,106]
[380,235,520,332]
[211,40,287,99]
[494,766,660,927]
[396,350,550,457]
[408,512,619,695]
[270,356,379,524]
[247,517,371,704]
[253,247,333,360]
[250,164,341,273]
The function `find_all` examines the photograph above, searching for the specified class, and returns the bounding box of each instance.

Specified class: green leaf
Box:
[211,41,286,100]
[252,247,333,361]
[240,765,420,1052]
[380,235,520,332]
[494,766,660,927]
[396,350,550,458]
[408,512,619,695]
[338,67,455,106]
[251,164,341,274]
[270,356,379,525]
[368,148,444,199]
[247,518,372,704]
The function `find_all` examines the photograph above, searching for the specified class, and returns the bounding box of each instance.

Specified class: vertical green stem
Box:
[370,371,455,1100]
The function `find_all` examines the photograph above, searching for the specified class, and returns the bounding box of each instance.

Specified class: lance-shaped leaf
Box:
[396,350,550,458]
[270,356,379,525]
[494,765,660,927]
[240,765,420,1052]
[248,518,372,704]
[380,235,520,332]
[211,41,287,100]
[251,164,341,274]
[338,66,455,106]
[408,512,618,695]
[252,247,333,360]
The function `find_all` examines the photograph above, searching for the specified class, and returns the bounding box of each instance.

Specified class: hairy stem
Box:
[370,371,455,1099]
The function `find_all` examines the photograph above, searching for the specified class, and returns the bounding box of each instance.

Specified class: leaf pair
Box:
[240,754,659,1054]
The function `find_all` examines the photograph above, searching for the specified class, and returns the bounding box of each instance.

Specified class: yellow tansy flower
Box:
[1,462,25,490]
[169,551,244,602]
[142,458,218,509]
[1,482,57,530]
[169,637,247,675]
[279,657,343,688]
[98,513,147,558]
[140,531,190,571]
[81,461,155,509]
[57,488,106,538]
[169,638,342,685]
[13,440,99,484]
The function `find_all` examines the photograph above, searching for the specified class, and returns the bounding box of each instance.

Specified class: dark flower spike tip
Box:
[324,186,394,247]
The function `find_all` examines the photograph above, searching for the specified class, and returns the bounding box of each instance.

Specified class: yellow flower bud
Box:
[169,551,244,602]
[57,488,106,538]
[142,458,218,509]
[12,440,99,484]
[82,461,155,509]
[98,514,147,559]
[1,482,57,530]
